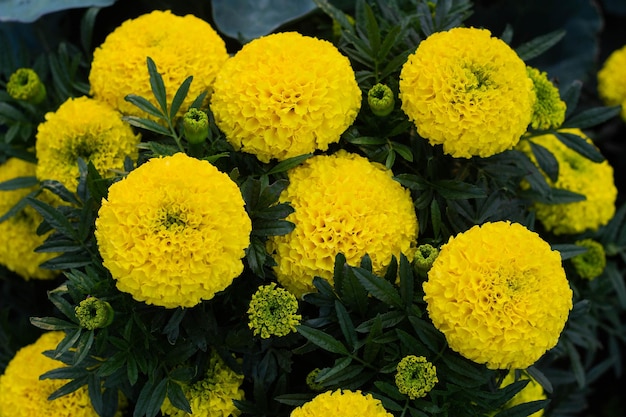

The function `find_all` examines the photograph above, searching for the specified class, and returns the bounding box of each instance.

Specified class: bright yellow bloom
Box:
[248,283,302,338]
[395,355,438,399]
[95,153,252,308]
[210,32,361,162]
[290,390,393,417]
[0,332,124,417]
[597,44,626,120]
[399,27,534,158]
[0,158,56,280]
[518,129,617,234]
[526,66,566,130]
[267,151,418,298]
[90,10,228,120]
[496,371,547,417]
[571,239,606,280]
[35,96,140,191]
[160,351,244,417]
[423,221,572,369]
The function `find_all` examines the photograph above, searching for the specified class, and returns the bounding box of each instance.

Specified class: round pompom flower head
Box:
[399,27,535,158]
[267,151,418,298]
[290,389,393,417]
[0,158,57,280]
[95,153,252,308]
[89,10,228,120]
[248,282,302,338]
[517,129,617,235]
[598,44,626,120]
[35,96,140,192]
[423,221,573,369]
[210,32,362,162]
[395,355,438,399]
[0,331,124,417]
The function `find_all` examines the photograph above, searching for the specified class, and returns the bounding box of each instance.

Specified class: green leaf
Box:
[313,0,355,36]
[346,136,387,146]
[494,400,549,417]
[47,375,89,401]
[528,141,558,182]
[315,356,352,384]
[167,380,192,414]
[398,254,414,308]
[363,2,381,55]
[526,366,553,394]
[363,314,383,363]
[564,340,585,388]
[433,179,486,200]
[146,57,168,114]
[562,106,622,129]
[41,179,82,205]
[169,76,193,120]
[531,188,586,205]
[251,219,295,237]
[266,154,313,175]
[352,267,403,308]
[124,94,165,119]
[515,29,566,61]
[30,316,80,331]
[73,330,94,366]
[296,325,349,355]
[334,301,358,351]
[80,7,100,54]
[134,378,168,417]
[551,244,587,260]
[408,316,445,353]
[40,366,88,380]
[606,262,626,309]
[124,116,172,136]
[553,131,604,162]
[0,102,29,122]
[0,176,38,191]
[561,80,582,118]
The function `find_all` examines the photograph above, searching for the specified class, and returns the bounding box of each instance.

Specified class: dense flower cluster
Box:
[95,153,252,308]
[248,283,302,338]
[394,355,438,399]
[160,351,244,417]
[210,32,361,162]
[90,10,228,120]
[518,129,617,234]
[423,221,573,369]
[571,239,607,280]
[6,68,46,104]
[35,96,140,191]
[497,371,547,417]
[597,44,626,120]
[399,27,534,158]
[0,331,123,417]
[526,66,566,130]
[267,151,418,297]
[290,390,393,417]
[0,158,56,279]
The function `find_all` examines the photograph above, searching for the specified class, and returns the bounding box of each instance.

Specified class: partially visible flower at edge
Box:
[290,389,393,417]
[6,68,46,104]
[571,239,606,280]
[247,282,302,338]
[597,44,626,121]
[305,368,324,391]
[495,371,547,417]
[395,355,438,399]
[526,66,566,130]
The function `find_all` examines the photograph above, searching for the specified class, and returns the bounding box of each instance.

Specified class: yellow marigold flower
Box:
[0,331,124,417]
[395,355,438,400]
[248,282,302,338]
[160,351,244,417]
[518,129,617,235]
[598,44,626,120]
[571,239,606,280]
[95,153,252,308]
[90,10,228,121]
[290,389,393,417]
[526,66,566,130]
[496,371,547,417]
[399,27,534,158]
[267,151,418,298]
[210,32,361,163]
[0,158,56,280]
[423,221,573,369]
[6,68,46,104]
[35,96,140,192]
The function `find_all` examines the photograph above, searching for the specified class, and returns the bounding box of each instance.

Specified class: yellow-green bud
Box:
[7,68,46,104]
[367,83,395,117]
[75,297,114,330]
[183,108,209,145]
[395,355,438,400]
[247,282,302,339]
[413,244,439,275]
[527,66,566,130]
[571,239,606,280]
[305,368,324,391]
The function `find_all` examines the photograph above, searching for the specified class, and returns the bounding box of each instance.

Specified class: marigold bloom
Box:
[160,351,244,417]
[95,153,252,308]
[267,151,418,297]
[399,27,534,158]
[89,10,228,120]
[0,331,124,417]
[248,283,302,338]
[571,239,606,280]
[0,158,56,280]
[597,44,626,120]
[395,355,438,399]
[6,68,46,104]
[518,129,617,234]
[497,371,547,417]
[423,221,573,369]
[210,32,361,162]
[35,96,140,191]
[290,389,393,417]
[526,66,566,130]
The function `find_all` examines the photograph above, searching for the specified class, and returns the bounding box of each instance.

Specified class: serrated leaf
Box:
[562,105,621,129]
[251,219,295,237]
[515,30,566,61]
[123,116,172,136]
[363,2,381,54]
[124,94,165,119]
[146,57,168,114]
[334,300,357,351]
[296,325,349,355]
[553,131,604,162]
[353,267,403,308]
[169,76,193,120]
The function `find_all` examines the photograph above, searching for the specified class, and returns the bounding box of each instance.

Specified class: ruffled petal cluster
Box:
[0,158,56,280]
[497,371,547,417]
[518,129,617,235]
[526,66,566,130]
[0,331,123,417]
[248,282,302,338]
[160,352,244,417]
[89,10,228,120]
[95,153,252,308]
[597,44,626,120]
[290,390,393,417]
[395,355,438,399]
[210,32,361,162]
[35,96,140,191]
[399,27,535,158]
[267,151,418,298]
[423,221,572,369]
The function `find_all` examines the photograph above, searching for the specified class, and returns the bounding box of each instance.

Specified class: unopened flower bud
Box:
[248,282,301,339]
[7,68,46,104]
[413,244,439,276]
[183,108,209,145]
[367,83,395,117]
[395,355,438,399]
[571,239,606,280]
[305,368,324,391]
[75,297,114,330]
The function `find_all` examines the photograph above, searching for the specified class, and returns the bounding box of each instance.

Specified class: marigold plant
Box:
[597,44,626,120]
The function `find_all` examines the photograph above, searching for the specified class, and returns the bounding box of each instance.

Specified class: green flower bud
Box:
[247,282,302,339]
[305,368,324,391]
[571,239,606,280]
[413,244,439,276]
[527,66,566,130]
[183,108,209,145]
[7,68,46,104]
[367,83,395,117]
[75,297,114,330]
[395,355,438,400]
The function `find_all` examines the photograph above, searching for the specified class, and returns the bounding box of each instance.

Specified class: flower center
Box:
[464,65,494,91]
